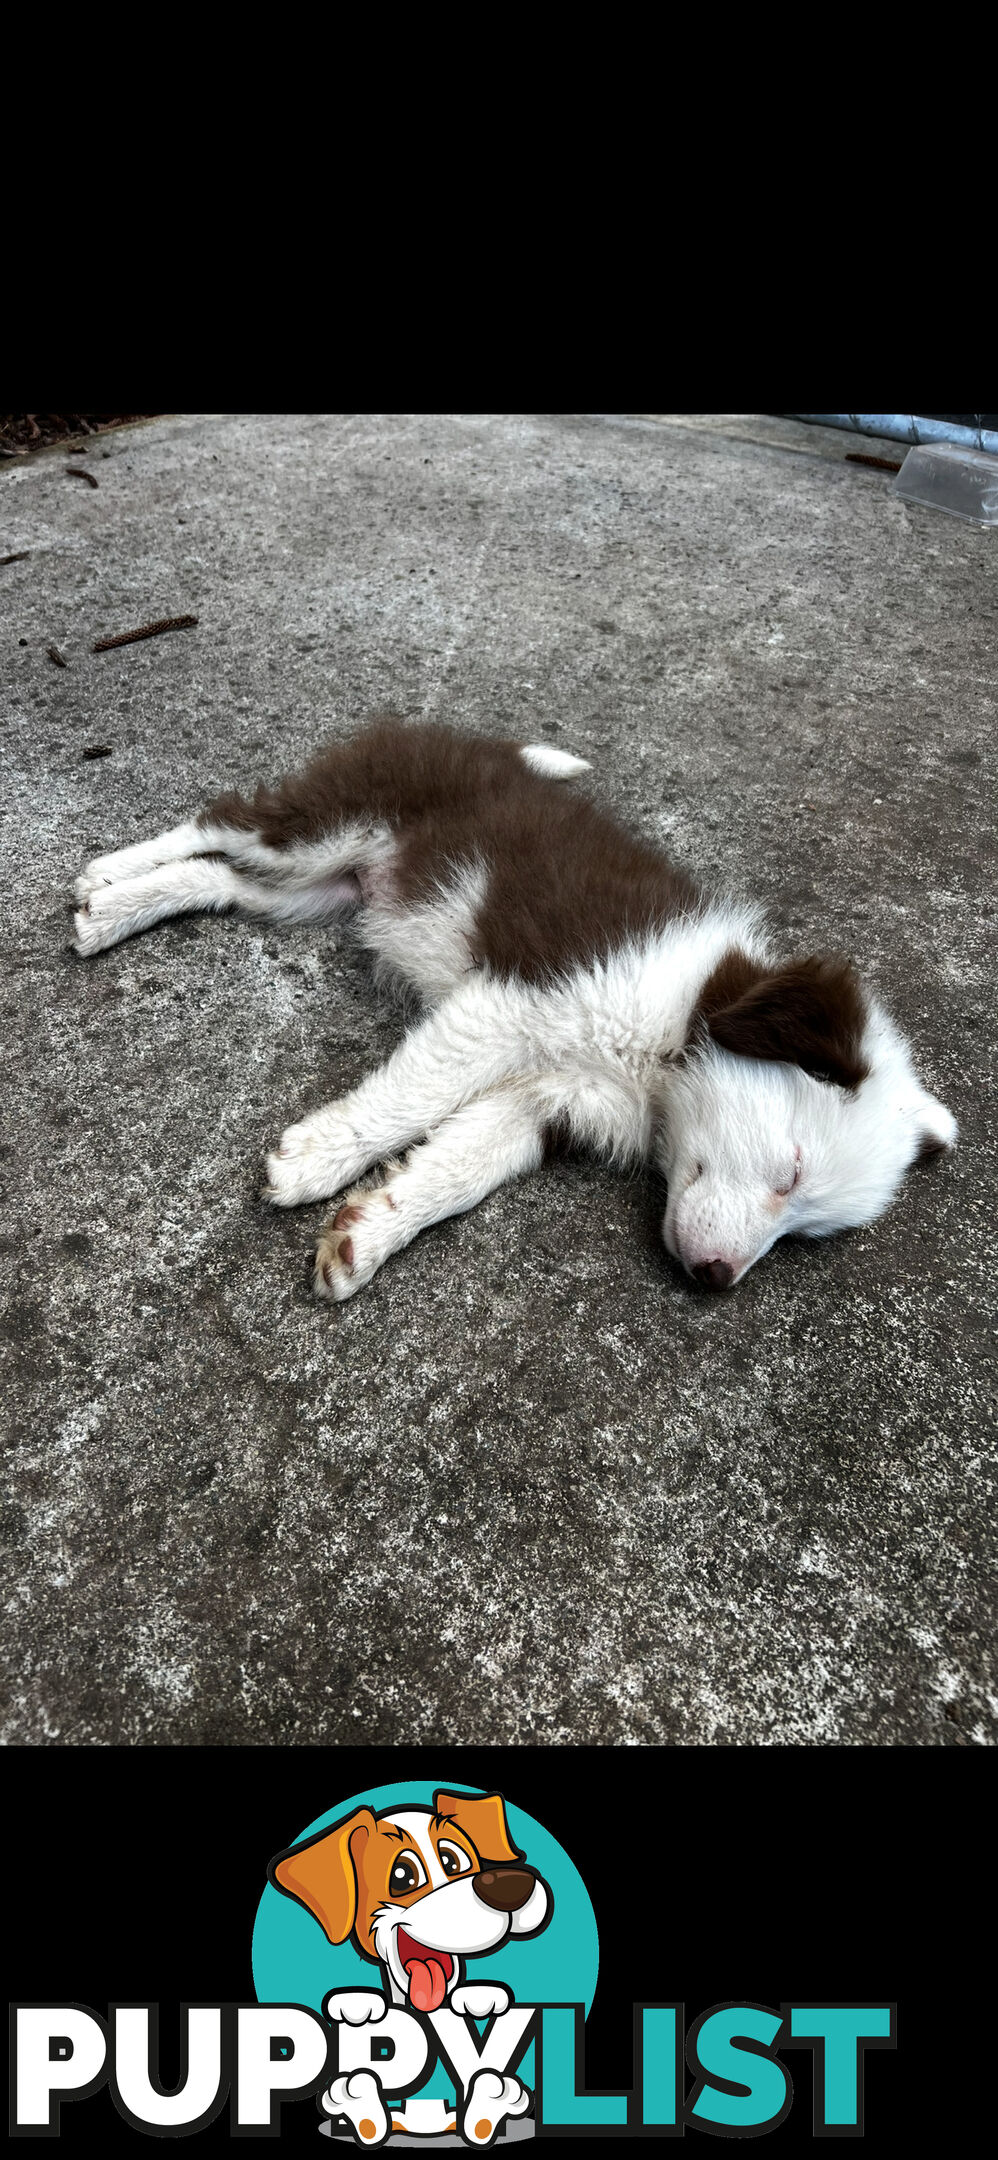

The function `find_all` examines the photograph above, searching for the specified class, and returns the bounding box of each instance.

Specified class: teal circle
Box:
[251,1781,599,2104]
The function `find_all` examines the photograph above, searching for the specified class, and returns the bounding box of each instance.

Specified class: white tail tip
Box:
[520,743,592,780]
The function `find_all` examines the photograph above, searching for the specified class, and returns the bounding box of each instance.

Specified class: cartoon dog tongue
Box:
[404,1954,448,2013]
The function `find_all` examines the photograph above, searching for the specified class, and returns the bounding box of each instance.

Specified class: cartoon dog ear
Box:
[433,1790,521,1866]
[705,954,869,1090]
[268,1807,377,1944]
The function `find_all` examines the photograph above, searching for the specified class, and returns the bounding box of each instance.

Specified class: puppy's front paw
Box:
[314,1186,399,1302]
[263,1109,361,1207]
[322,1990,387,2026]
[451,1983,511,2020]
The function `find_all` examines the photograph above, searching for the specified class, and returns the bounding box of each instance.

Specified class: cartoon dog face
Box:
[269,1789,550,2013]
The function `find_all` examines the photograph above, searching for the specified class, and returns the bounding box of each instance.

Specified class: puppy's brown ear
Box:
[434,1790,521,1866]
[706,954,869,1089]
[268,1806,377,1943]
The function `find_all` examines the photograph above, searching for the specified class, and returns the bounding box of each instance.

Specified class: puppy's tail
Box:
[519,743,592,780]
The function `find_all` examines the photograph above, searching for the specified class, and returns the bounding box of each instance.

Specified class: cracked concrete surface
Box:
[2,411,994,1746]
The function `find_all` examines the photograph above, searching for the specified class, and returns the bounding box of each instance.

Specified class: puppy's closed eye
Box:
[774,1148,802,1198]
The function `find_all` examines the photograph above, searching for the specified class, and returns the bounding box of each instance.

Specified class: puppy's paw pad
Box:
[313,1189,397,1302]
[314,1226,359,1302]
[913,1094,958,1157]
[322,2069,388,2142]
[332,1202,364,1230]
[461,2070,530,2146]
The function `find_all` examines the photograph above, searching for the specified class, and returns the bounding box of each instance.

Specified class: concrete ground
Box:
[2,412,994,1747]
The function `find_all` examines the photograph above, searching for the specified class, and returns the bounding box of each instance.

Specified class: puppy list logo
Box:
[10,1782,895,2143]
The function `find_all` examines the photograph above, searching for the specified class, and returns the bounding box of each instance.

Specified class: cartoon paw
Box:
[461,2070,530,2147]
[314,1185,400,1303]
[321,2070,389,2145]
[450,1984,511,2020]
[322,1990,388,2026]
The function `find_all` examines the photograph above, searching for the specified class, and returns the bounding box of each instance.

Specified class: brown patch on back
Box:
[696,950,869,1089]
[200,717,701,984]
[200,717,530,846]
[460,791,698,984]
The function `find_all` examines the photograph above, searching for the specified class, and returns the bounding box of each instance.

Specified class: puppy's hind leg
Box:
[75,820,209,904]
[73,860,360,957]
[74,803,301,905]
[76,774,392,906]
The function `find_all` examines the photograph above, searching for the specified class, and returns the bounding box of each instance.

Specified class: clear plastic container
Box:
[894,442,998,527]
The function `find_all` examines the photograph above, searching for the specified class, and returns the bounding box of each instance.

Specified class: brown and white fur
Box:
[269,1789,546,2142]
[72,718,957,1296]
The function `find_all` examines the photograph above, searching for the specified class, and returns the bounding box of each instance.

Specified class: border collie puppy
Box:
[73,718,956,1299]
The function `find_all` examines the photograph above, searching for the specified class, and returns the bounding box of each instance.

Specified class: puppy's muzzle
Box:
[472,1867,536,1912]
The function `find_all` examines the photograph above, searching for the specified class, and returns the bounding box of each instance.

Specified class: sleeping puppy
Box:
[72,716,956,1296]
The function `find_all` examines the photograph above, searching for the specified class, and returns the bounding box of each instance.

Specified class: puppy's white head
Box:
[661,951,956,1289]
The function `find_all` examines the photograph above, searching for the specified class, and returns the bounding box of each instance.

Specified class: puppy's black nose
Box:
[472,1867,535,1912]
[694,1259,735,1289]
